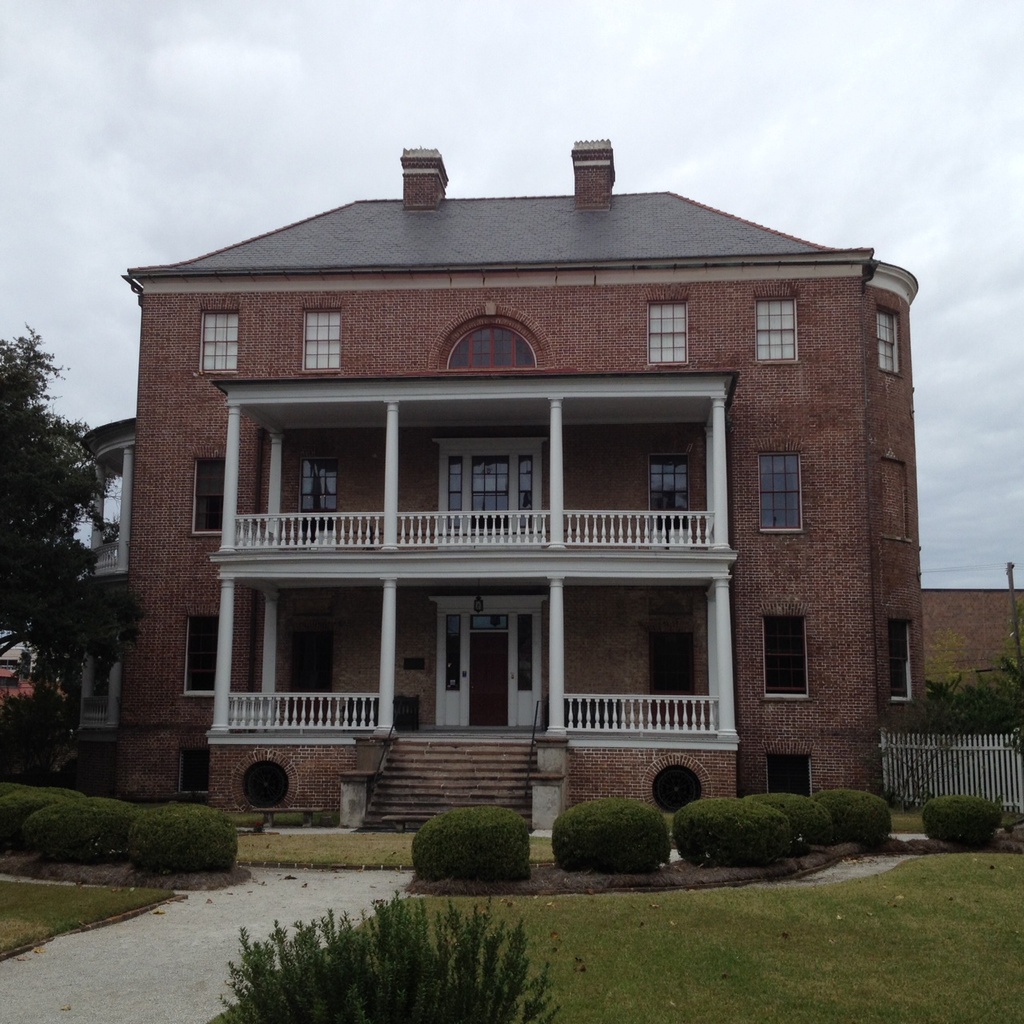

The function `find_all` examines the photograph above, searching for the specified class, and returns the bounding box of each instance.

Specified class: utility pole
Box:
[1008,562,1023,673]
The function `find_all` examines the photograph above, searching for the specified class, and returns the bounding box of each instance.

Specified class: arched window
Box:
[447,326,536,369]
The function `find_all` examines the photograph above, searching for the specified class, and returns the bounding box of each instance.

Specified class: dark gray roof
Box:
[130,192,848,278]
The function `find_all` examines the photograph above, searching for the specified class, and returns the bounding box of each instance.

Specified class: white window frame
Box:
[304,311,341,370]
[201,312,238,371]
[756,299,797,360]
[877,310,898,373]
[435,437,545,513]
[889,620,912,701]
[648,302,688,363]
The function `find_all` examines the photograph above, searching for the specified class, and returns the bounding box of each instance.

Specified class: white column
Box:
[221,405,241,551]
[81,657,96,700]
[211,577,235,733]
[261,588,278,694]
[547,576,566,734]
[106,661,122,726]
[710,577,737,739]
[91,465,105,548]
[382,402,399,549]
[549,398,564,547]
[710,396,729,549]
[706,585,718,699]
[267,431,283,516]
[376,578,397,733]
[116,443,134,570]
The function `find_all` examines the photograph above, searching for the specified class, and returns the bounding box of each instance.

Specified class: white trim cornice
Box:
[868,262,918,305]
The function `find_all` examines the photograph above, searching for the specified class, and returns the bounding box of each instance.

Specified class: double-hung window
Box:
[649,455,689,541]
[648,303,687,362]
[185,616,218,692]
[759,453,801,530]
[764,616,807,695]
[193,459,225,532]
[300,458,338,512]
[304,311,341,369]
[877,310,898,372]
[756,299,796,360]
[201,312,238,371]
[888,620,911,700]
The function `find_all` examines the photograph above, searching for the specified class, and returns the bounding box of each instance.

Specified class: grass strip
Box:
[419,853,1024,1024]
[0,880,171,954]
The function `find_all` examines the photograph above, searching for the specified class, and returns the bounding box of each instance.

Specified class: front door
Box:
[469,631,508,726]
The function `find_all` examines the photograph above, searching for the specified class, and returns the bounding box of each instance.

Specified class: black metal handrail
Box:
[367,720,396,804]
[524,699,543,796]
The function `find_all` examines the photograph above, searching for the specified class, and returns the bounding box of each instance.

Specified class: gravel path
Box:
[0,866,412,1024]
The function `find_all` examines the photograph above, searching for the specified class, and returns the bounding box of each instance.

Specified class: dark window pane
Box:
[759,453,801,529]
[650,632,694,693]
[518,615,533,691]
[179,749,210,792]
[888,620,911,698]
[291,630,333,692]
[764,616,806,694]
[766,754,811,796]
[186,616,218,691]
[301,458,338,512]
[194,459,225,531]
[650,456,689,511]
[446,615,461,690]
[448,327,535,370]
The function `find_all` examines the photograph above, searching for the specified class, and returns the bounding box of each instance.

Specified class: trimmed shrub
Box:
[0,790,80,849]
[551,798,670,873]
[673,797,791,867]
[226,895,557,1024]
[128,803,237,873]
[23,797,142,863]
[745,793,834,855]
[922,795,1003,846]
[0,782,26,799]
[412,806,530,882]
[813,789,891,848]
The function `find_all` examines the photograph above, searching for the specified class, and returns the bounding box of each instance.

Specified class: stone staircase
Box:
[362,737,536,830]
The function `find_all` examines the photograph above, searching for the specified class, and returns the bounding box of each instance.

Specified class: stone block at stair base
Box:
[340,773,372,827]
[532,779,565,830]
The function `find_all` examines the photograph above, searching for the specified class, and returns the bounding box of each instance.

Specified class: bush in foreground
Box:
[24,796,142,862]
[412,806,530,882]
[552,798,670,873]
[922,795,1003,846]
[812,790,891,848]
[745,793,834,855]
[673,797,791,867]
[0,790,81,849]
[128,803,237,873]
[225,895,557,1024]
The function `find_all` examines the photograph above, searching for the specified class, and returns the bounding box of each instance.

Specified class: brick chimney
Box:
[572,139,615,210]
[402,148,448,210]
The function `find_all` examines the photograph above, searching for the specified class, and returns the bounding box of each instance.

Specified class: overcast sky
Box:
[2,0,1021,590]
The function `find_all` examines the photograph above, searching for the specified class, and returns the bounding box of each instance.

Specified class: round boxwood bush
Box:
[922,795,1003,846]
[812,789,891,848]
[128,804,237,873]
[23,797,142,863]
[0,790,80,849]
[673,797,791,867]
[552,797,670,873]
[745,793,834,855]
[412,805,530,882]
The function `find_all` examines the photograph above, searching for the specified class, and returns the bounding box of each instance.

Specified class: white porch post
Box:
[267,431,283,516]
[211,577,236,733]
[549,398,564,547]
[221,405,241,551]
[116,443,134,570]
[710,395,729,549]
[710,577,737,739]
[105,661,122,726]
[377,578,397,733]
[81,656,96,699]
[547,576,566,734]
[91,465,105,549]
[261,588,278,694]
[382,402,400,549]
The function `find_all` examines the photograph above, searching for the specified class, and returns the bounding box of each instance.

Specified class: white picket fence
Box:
[879,730,1024,811]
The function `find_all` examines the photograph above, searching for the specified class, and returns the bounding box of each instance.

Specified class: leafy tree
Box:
[0,329,140,682]
[0,681,76,778]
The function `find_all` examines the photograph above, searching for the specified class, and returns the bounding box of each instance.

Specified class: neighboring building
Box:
[0,640,33,697]
[78,140,922,823]
[922,588,1017,681]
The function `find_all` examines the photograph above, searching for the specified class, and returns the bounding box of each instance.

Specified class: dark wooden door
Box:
[469,631,508,726]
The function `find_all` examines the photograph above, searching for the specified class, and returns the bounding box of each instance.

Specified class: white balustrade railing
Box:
[565,512,714,547]
[227,693,379,731]
[565,694,718,733]
[93,541,120,574]
[235,514,383,549]
[80,696,110,727]
[232,511,714,551]
[399,512,549,546]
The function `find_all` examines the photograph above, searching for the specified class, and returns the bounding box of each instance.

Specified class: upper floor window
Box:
[301,458,338,512]
[185,615,218,692]
[877,310,898,372]
[764,616,807,695]
[304,311,341,370]
[193,459,225,532]
[756,299,796,360]
[448,327,536,370]
[649,456,688,511]
[650,632,694,694]
[759,453,801,530]
[648,303,687,363]
[438,438,544,515]
[201,312,238,371]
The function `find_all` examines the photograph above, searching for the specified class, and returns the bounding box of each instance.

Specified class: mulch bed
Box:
[2,830,1022,896]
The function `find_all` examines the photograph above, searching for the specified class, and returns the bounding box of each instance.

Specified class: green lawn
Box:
[0,880,170,953]
[418,854,1024,1024]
